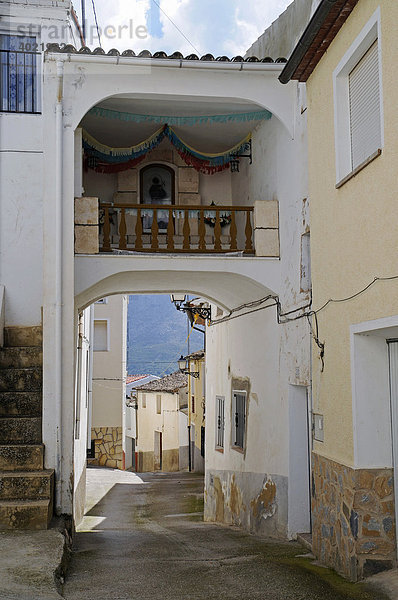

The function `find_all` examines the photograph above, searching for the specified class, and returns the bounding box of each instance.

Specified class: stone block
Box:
[113,191,137,205]
[173,151,187,167]
[117,169,137,192]
[178,193,201,206]
[4,326,42,348]
[254,228,279,257]
[74,197,98,225]
[178,167,199,193]
[75,225,99,254]
[253,200,279,229]
[146,144,173,163]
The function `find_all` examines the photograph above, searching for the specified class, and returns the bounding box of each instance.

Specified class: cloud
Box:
[84,0,292,56]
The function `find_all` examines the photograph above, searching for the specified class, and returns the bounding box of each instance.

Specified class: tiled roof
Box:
[126,375,150,384]
[184,350,205,361]
[135,371,188,393]
[46,43,287,63]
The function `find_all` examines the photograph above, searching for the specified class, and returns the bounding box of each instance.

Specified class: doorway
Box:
[288,385,311,536]
[154,431,163,471]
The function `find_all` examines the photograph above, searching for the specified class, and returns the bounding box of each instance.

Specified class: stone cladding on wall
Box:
[89,427,123,469]
[312,453,396,581]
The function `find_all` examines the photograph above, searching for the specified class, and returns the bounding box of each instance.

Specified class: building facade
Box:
[134,372,188,473]
[88,295,128,470]
[281,0,398,581]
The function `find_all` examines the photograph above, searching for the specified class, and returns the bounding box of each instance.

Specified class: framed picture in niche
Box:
[140,164,175,231]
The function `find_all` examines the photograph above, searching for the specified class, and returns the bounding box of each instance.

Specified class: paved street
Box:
[64,467,388,600]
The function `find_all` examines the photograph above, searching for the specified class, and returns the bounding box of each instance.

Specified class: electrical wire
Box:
[91,0,102,48]
[150,0,201,55]
[208,274,398,372]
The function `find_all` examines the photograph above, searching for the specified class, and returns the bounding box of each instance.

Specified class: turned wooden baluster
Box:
[198,209,206,251]
[135,207,143,250]
[183,208,190,251]
[119,207,127,250]
[102,206,111,252]
[214,209,222,251]
[229,209,237,251]
[167,207,174,251]
[245,209,254,253]
[151,209,159,250]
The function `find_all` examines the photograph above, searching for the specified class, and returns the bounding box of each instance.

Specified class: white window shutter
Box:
[349,41,381,170]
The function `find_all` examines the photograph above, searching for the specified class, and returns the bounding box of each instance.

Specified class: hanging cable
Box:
[151,0,201,55]
[91,0,102,48]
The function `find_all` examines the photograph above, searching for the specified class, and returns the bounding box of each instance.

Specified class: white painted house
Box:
[0,0,313,541]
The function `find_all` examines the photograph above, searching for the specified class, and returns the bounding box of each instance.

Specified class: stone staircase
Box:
[0,326,54,529]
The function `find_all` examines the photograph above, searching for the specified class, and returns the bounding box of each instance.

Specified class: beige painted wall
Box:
[307,0,398,466]
[190,358,205,453]
[136,388,188,454]
[92,295,127,428]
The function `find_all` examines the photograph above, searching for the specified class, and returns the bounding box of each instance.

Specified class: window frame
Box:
[156,394,162,415]
[93,319,110,352]
[333,8,383,187]
[215,395,225,450]
[0,30,42,114]
[231,390,247,451]
[141,393,146,409]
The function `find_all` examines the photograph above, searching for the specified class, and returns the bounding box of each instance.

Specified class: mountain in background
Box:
[127,295,204,377]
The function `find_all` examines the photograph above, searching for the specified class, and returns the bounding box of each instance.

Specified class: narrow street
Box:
[63,467,386,600]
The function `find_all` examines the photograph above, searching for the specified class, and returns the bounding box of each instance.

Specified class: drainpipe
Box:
[55,59,64,513]
[188,358,192,472]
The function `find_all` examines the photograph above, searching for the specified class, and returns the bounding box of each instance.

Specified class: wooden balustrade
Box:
[99,203,254,254]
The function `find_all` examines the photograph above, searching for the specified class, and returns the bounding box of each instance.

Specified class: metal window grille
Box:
[142,393,146,409]
[216,395,225,448]
[156,394,161,414]
[201,426,205,458]
[233,391,246,448]
[349,40,381,170]
[0,35,40,114]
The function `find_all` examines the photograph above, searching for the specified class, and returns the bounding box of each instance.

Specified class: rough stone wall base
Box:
[89,427,123,469]
[312,453,396,581]
[204,469,288,538]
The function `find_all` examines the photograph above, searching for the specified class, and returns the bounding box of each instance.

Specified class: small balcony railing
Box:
[100,203,254,254]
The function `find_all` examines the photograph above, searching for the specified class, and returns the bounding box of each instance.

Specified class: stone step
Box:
[0,470,54,501]
[0,498,52,530]
[4,326,42,348]
[0,368,42,392]
[0,392,42,417]
[0,444,44,471]
[0,417,41,445]
[0,347,42,369]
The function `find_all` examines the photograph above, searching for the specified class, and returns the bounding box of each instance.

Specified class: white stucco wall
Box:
[204,79,311,538]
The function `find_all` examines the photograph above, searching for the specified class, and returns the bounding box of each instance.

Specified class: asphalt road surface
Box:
[63,467,388,600]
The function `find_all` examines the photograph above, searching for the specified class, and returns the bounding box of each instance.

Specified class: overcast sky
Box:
[79,0,292,57]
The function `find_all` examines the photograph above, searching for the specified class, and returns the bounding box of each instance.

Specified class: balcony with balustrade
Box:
[74,95,280,262]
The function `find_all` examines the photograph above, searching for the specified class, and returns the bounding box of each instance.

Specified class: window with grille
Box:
[216,395,225,449]
[142,393,146,409]
[232,391,246,449]
[156,394,161,414]
[349,41,381,171]
[0,34,41,113]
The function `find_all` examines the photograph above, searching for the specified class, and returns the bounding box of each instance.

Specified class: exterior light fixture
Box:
[178,355,200,378]
[229,140,253,173]
[170,294,211,322]
[170,294,187,310]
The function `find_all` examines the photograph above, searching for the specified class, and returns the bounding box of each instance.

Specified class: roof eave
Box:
[279,0,359,84]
